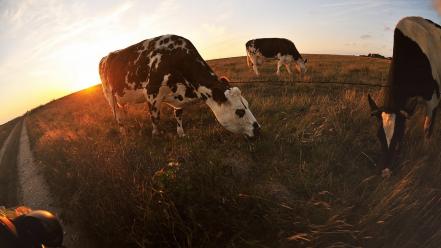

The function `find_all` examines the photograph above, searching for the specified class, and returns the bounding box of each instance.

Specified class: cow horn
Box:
[368,94,380,116]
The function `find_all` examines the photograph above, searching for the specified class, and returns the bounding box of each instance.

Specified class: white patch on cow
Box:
[278,54,293,63]
[382,112,396,147]
[204,87,260,137]
[397,17,441,87]
[141,79,149,88]
[197,85,212,96]
[161,73,171,85]
[174,39,188,53]
[296,58,307,74]
[276,54,294,75]
[116,88,147,105]
[148,53,162,70]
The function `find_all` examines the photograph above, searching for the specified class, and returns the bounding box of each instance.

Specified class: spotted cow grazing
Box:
[246,38,307,76]
[368,17,441,178]
[99,35,260,138]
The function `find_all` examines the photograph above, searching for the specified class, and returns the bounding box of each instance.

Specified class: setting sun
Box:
[0,0,440,125]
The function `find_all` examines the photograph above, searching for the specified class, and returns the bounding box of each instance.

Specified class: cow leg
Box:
[252,64,260,76]
[424,93,440,138]
[115,104,128,134]
[174,108,185,137]
[246,55,253,68]
[249,55,260,76]
[147,97,161,136]
[107,94,127,134]
[276,60,283,76]
[424,107,438,138]
[284,63,292,75]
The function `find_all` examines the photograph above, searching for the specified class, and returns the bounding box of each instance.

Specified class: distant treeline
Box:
[360,53,392,60]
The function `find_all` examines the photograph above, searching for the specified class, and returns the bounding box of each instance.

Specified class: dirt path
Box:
[16,119,95,247]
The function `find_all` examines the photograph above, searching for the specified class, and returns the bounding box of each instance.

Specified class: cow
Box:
[99,35,260,138]
[245,38,307,76]
[368,16,441,178]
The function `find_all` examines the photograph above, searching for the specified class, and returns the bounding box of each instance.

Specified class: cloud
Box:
[344,42,357,47]
[360,34,372,40]
[434,0,441,15]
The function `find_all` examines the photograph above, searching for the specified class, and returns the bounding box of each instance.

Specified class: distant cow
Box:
[245,38,307,76]
[368,17,441,178]
[99,35,260,137]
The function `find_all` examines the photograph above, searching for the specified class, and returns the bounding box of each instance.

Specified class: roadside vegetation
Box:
[25,55,441,247]
[0,117,21,149]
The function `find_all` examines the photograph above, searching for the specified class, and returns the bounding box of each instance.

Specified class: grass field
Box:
[24,55,441,247]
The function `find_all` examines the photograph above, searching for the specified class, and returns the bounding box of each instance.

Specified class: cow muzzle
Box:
[252,122,261,137]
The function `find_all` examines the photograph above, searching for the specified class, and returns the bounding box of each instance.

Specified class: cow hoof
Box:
[381,168,392,178]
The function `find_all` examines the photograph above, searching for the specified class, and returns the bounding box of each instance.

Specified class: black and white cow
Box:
[99,35,260,138]
[245,38,307,76]
[368,17,441,178]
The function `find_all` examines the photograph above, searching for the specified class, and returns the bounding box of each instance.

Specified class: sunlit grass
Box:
[25,54,441,247]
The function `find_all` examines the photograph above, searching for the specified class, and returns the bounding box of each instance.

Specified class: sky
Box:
[0,0,440,124]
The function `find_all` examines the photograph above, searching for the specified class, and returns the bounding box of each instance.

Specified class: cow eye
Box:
[235,109,246,118]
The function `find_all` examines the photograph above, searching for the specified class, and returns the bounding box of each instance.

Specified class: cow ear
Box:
[368,94,380,116]
[230,87,241,96]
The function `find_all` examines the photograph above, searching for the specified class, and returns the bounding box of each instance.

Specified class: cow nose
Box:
[252,122,261,137]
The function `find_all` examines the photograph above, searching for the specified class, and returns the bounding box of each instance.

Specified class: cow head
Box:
[295,58,308,75]
[208,78,261,138]
[368,94,411,177]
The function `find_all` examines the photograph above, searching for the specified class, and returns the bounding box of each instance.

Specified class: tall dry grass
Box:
[0,117,20,149]
[25,54,441,247]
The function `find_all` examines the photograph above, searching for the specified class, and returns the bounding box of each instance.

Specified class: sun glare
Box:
[52,43,102,92]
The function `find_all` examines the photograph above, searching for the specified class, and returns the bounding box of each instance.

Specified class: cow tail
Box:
[111,93,118,120]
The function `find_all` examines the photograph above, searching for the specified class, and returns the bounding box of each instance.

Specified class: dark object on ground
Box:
[0,207,63,248]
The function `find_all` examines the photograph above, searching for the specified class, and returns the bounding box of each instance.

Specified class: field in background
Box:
[207,55,390,84]
[24,54,441,247]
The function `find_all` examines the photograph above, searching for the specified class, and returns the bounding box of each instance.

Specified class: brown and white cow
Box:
[368,17,441,178]
[245,38,307,76]
[99,35,260,137]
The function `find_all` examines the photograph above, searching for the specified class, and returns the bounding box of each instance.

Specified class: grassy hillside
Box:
[25,55,441,247]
